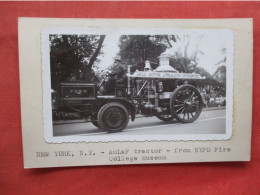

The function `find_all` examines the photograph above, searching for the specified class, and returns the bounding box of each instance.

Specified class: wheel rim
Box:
[103,107,125,129]
[172,86,202,122]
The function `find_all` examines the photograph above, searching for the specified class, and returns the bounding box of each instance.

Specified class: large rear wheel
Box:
[170,84,203,123]
[98,102,129,133]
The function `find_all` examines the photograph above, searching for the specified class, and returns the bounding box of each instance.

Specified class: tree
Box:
[113,34,204,74]
[116,35,167,71]
[213,48,227,85]
[213,65,226,85]
[167,35,204,73]
[215,48,226,66]
[83,35,105,81]
[194,67,212,78]
[50,34,105,90]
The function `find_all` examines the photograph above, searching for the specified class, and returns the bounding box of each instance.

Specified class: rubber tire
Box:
[98,102,129,133]
[170,84,203,123]
[91,114,100,128]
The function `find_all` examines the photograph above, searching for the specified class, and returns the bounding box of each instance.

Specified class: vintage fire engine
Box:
[55,53,205,133]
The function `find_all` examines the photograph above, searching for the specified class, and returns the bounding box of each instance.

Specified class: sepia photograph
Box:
[42,28,233,142]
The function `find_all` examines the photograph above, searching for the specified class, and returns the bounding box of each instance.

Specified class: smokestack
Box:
[155,53,178,72]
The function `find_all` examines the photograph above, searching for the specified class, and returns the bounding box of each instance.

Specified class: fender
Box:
[117,99,136,122]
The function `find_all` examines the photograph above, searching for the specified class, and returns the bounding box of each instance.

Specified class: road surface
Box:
[53,109,226,137]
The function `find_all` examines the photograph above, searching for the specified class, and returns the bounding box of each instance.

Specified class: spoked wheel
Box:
[98,102,129,133]
[170,84,203,123]
[156,114,174,121]
[91,113,100,128]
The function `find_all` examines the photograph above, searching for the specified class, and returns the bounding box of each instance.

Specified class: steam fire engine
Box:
[54,53,205,133]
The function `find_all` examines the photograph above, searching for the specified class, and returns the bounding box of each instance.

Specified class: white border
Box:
[42,27,234,143]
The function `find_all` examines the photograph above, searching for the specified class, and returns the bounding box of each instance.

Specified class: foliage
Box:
[169,57,195,73]
[213,48,227,85]
[215,48,227,66]
[50,34,226,90]
[194,67,212,78]
[115,35,167,72]
[213,65,226,85]
[167,35,204,73]
[50,34,105,90]
[113,34,205,74]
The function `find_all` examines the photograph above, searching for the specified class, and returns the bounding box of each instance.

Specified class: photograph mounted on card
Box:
[19,18,252,168]
[42,27,233,143]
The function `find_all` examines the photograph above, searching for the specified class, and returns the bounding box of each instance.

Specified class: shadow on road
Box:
[53,118,181,137]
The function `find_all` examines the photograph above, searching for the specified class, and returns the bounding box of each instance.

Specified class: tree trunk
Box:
[165,35,172,48]
[87,35,106,69]
[84,35,105,82]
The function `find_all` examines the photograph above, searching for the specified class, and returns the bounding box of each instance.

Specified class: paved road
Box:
[53,109,226,137]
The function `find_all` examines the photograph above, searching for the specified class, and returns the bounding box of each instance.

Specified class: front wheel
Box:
[91,113,100,128]
[98,102,129,133]
[170,84,203,123]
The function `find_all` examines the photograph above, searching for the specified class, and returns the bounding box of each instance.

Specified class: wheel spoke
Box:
[180,106,186,114]
[175,100,184,104]
[174,104,184,107]
[190,92,195,101]
[183,108,186,120]
[176,106,185,113]
[180,91,186,102]
[189,107,194,119]
[183,90,188,101]
[190,110,194,117]
[172,86,202,123]
[193,96,199,100]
